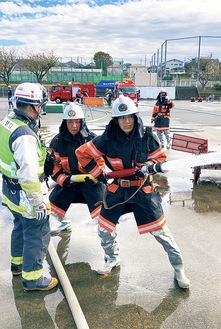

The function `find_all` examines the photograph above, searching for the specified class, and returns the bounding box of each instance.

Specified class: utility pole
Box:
[197,36,202,86]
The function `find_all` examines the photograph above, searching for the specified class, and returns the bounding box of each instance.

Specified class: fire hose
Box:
[70,168,140,183]
[70,149,221,184]
[77,158,212,184]
[70,165,163,182]
[48,241,90,329]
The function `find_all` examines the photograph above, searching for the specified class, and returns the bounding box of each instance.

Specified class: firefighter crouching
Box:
[0,82,58,291]
[76,95,190,289]
[49,102,105,234]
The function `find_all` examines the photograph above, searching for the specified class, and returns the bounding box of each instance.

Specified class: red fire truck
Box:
[49,82,96,103]
[113,80,138,105]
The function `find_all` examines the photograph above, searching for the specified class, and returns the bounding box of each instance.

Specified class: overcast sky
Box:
[0,0,221,65]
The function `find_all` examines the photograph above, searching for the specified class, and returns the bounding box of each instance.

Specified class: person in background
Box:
[49,102,105,234]
[75,88,83,104]
[136,89,141,102]
[206,94,214,102]
[7,85,14,112]
[75,95,190,289]
[40,85,48,115]
[82,89,89,105]
[0,82,58,291]
[82,89,89,97]
[105,89,113,106]
[151,88,174,149]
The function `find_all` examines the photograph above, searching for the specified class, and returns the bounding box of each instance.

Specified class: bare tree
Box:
[0,48,17,86]
[20,50,59,83]
[185,56,220,89]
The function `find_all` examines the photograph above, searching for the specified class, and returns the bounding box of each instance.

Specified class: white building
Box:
[126,63,147,78]
[162,59,185,75]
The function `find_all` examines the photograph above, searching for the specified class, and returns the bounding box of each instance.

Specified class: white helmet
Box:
[63,102,85,120]
[36,83,48,101]
[112,95,138,118]
[159,88,167,94]
[14,82,47,106]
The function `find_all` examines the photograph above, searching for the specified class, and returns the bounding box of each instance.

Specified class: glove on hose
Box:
[97,172,108,184]
[34,202,47,221]
[63,175,72,188]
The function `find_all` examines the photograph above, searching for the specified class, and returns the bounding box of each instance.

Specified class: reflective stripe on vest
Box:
[0,117,26,178]
[2,193,51,218]
[0,116,46,179]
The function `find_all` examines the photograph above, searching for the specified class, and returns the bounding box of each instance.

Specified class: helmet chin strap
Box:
[31,104,41,118]
[30,104,42,131]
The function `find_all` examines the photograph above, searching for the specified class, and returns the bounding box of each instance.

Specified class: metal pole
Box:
[153,53,156,73]
[160,43,164,81]
[121,58,124,80]
[197,36,202,86]
[164,40,167,77]
[156,49,159,86]
[151,55,153,73]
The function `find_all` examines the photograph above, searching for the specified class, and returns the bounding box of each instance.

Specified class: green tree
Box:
[185,56,220,89]
[20,50,59,83]
[0,48,17,86]
[93,51,113,76]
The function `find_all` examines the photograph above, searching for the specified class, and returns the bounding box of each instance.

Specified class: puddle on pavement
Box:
[154,175,221,213]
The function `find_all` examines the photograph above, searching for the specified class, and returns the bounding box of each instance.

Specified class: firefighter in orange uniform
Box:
[75,95,190,289]
[49,102,105,234]
[151,88,174,149]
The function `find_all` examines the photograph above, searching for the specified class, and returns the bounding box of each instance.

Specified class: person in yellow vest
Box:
[0,82,58,291]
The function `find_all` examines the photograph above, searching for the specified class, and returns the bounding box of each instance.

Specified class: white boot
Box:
[174,266,190,289]
[97,226,120,274]
[151,225,190,289]
[97,258,121,274]
[50,213,72,235]
[166,142,171,149]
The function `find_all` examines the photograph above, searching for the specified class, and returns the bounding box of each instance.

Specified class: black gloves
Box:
[44,149,56,177]
[84,176,97,184]
[63,175,72,188]
[97,172,108,184]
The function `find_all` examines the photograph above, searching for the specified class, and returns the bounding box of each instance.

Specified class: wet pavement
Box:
[0,98,221,328]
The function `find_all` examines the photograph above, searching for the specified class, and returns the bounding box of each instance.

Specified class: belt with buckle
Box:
[118,179,143,188]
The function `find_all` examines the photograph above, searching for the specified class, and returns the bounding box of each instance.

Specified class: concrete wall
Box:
[137,86,176,100]
[134,72,157,86]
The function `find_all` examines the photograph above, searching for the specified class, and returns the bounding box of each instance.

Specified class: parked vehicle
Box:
[95,80,115,97]
[49,83,96,104]
[113,80,138,106]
